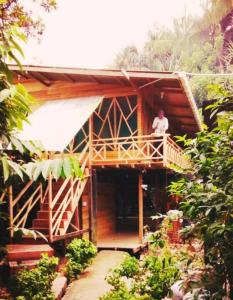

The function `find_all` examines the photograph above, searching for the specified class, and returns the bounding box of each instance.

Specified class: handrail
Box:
[50,142,90,238]
[91,134,190,169]
[12,180,34,206]
[10,182,43,235]
[92,134,170,143]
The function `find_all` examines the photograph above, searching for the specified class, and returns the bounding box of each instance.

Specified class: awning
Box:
[17,96,103,151]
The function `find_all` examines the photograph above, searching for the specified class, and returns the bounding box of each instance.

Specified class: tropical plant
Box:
[13,254,58,300]
[169,85,233,298]
[65,238,97,280]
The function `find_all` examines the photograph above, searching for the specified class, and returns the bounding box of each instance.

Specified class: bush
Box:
[13,254,58,300]
[101,249,180,300]
[65,238,97,280]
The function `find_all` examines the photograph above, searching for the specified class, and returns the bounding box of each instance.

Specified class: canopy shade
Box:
[17,96,103,151]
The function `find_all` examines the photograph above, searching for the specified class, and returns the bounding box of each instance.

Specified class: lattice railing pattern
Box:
[91,134,190,169]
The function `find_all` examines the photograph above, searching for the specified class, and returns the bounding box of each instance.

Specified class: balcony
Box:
[90,134,190,169]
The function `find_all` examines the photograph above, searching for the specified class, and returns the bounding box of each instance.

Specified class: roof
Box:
[9,65,202,134]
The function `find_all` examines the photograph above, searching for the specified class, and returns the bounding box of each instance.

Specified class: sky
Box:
[23,0,204,69]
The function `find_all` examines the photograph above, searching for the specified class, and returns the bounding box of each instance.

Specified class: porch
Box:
[97,232,146,253]
[90,134,190,170]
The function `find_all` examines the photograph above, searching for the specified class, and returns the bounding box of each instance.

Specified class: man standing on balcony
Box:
[152,110,169,135]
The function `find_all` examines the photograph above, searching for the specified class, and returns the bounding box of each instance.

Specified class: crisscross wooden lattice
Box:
[93,96,138,141]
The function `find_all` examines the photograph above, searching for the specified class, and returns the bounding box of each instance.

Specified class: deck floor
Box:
[97,232,146,253]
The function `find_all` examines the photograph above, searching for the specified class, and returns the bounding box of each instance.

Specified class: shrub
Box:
[13,254,58,300]
[102,249,180,300]
[65,238,97,280]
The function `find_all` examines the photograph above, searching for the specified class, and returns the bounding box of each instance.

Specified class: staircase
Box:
[32,173,89,239]
[8,144,90,243]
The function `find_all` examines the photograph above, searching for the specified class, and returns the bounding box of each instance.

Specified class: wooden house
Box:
[7,65,202,253]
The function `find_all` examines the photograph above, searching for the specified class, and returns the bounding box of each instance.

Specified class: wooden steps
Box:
[7,244,54,261]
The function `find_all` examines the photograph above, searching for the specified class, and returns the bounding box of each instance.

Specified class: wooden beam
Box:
[121,69,138,91]
[89,112,94,163]
[30,86,136,101]
[63,73,76,82]
[8,186,13,239]
[48,175,53,243]
[137,94,143,136]
[52,228,89,242]
[138,172,143,244]
[114,77,127,86]
[9,65,179,80]
[14,70,29,80]
[29,72,51,86]
[89,75,102,84]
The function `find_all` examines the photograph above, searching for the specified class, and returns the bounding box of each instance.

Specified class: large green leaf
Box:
[71,157,83,178]
[23,162,36,179]
[51,159,63,180]
[7,160,23,179]
[62,157,73,178]
[10,136,24,153]
[21,140,41,156]
[32,162,43,181]
[41,160,52,179]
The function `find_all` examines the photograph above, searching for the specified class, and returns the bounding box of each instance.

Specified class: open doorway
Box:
[95,169,172,250]
[96,170,140,249]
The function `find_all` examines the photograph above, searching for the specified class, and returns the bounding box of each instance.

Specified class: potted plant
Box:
[167,210,183,243]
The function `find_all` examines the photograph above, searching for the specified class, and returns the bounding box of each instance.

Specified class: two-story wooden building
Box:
[8,65,201,252]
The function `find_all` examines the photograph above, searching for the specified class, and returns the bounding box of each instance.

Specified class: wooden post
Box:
[89,168,97,244]
[138,172,143,244]
[48,175,53,243]
[70,177,74,211]
[163,134,168,167]
[8,186,13,239]
[137,94,143,137]
[89,113,93,165]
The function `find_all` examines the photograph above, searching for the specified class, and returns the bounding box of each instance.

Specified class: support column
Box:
[8,186,13,239]
[137,94,143,136]
[138,172,143,244]
[48,175,53,243]
[89,168,97,244]
[89,113,93,164]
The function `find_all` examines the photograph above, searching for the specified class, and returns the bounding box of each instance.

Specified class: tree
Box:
[0,1,58,181]
[112,2,233,106]
[169,85,233,298]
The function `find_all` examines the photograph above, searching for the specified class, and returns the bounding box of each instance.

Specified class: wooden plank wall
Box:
[96,183,116,240]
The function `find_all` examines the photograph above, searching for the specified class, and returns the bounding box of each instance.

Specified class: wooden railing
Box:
[8,180,43,238]
[91,134,190,169]
[49,144,90,240]
[9,143,90,242]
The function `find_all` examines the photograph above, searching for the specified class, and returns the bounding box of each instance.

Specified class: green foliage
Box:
[0,1,57,183]
[13,254,58,300]
[112,5,233,106]
[102,249,180,300]
[1,155,83,183]
[65,238,97,280]
[170,87,233,297]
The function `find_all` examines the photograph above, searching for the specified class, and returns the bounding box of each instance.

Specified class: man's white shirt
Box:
[152,117,169,134]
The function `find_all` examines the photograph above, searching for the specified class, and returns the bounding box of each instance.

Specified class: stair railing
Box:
[49,143,90,241]
[8,180,43,238]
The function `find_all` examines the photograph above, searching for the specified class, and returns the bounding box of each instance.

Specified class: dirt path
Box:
[62,250,128,300]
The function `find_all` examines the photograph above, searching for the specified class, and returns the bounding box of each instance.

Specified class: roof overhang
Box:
[9,65,203,134]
